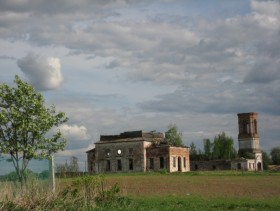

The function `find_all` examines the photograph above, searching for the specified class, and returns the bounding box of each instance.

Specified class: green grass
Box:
[131,196,280,211]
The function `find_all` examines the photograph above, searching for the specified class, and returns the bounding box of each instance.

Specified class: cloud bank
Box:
[17,53,63,91]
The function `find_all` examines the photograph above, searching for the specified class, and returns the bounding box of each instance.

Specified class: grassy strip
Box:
[131,196,280,211]
[2,195,279,211]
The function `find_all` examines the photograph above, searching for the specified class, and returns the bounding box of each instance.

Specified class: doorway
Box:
[257,162,262,171]
[178,157,182,172]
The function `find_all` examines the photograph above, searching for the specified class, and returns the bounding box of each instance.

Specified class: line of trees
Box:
[190,132,237,161]
[190,132,280,170]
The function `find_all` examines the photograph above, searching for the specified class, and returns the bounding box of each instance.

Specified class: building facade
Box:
[87,130,190,173]
[236,112,263,171]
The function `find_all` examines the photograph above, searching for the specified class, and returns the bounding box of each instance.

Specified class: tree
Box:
[262,150,271,170]
[271,147,280,165]
[56,156,79,176]
[212,132,236,160]
[189,142,198,160]
[0,75,68,184]
[69,156,79,173]
[56,162,68,175]
[203,138,212,160]
[165,124,184,147]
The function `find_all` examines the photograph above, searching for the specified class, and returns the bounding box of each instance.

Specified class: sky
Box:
[0,0,279,173]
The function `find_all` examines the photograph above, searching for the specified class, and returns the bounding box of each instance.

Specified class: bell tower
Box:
[237,112,262,170]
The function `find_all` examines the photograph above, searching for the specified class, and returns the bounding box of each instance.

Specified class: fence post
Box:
[49,155,55,194]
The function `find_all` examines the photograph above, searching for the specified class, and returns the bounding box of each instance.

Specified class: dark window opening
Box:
[237,163,241,170]
[212,165,216,170]
[183,157,186,168]
[149,158,154,169]
[254,120,258,134]
[195,164,198,170]
[129,159,133,170]
[117,160,122,171]
[160,157,164,169]
[243,120,248,134]
[106,160,111,171]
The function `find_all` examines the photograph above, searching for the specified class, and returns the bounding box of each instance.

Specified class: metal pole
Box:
[49,155,55,194]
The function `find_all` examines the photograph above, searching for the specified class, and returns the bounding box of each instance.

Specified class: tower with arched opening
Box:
[237,112,263,171]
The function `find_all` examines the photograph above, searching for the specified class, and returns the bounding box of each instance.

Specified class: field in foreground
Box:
[1,171,280,210]
[102,171,280,199]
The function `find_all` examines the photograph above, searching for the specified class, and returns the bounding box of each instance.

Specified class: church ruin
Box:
[87,130,190,173]
[190,112,263,171]
[87,112,263,173]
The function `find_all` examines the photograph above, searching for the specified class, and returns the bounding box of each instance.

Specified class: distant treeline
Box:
[55,172,95,178]
[190,132,280,170]
[0,169,49,181]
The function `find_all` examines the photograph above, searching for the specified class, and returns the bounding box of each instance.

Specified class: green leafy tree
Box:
[261,150,271,170]
[238,151,255,159]
[0,75,68,184]
[271,147,280,165]
[212,132,236,160]
[203,138,213,160]
[165,124,184,147]
[189,142,198,160]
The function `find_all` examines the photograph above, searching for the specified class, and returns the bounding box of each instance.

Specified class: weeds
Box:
[0,174,132,210]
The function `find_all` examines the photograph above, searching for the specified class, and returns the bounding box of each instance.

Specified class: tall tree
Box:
[69,156,79,172]
[0,75,68,183]
[203,138,212,160]
[212,132,236,160]
[190,142,198,161]
[165,124,184,147]
[262,150,271,170]
[271,147,280,165]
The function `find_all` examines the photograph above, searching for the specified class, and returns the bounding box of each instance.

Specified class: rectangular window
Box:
[160,157,164,169]
[149,158,154,169]
[106,160,110,171]
[183,157,186,168]
[129,148,133,154]
[117,160,122,171]
[129,159,133,170]
[173,157,176,168]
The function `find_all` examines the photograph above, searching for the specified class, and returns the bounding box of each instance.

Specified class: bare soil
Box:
[105,172,280,199]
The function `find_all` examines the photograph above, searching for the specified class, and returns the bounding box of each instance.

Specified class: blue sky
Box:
[0,0,280,173]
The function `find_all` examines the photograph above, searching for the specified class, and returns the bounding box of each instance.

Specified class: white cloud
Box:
[59,124,90,141]
[17,53,63,91]
[58,124,91,150]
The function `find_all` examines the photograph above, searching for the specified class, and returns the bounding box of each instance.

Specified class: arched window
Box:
[254,120,258,134]
[243,120,248,134]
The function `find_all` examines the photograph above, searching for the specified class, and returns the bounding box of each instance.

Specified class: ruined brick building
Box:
[232,112,263,171]
[190,112,263,171]
[87,130,190,173]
